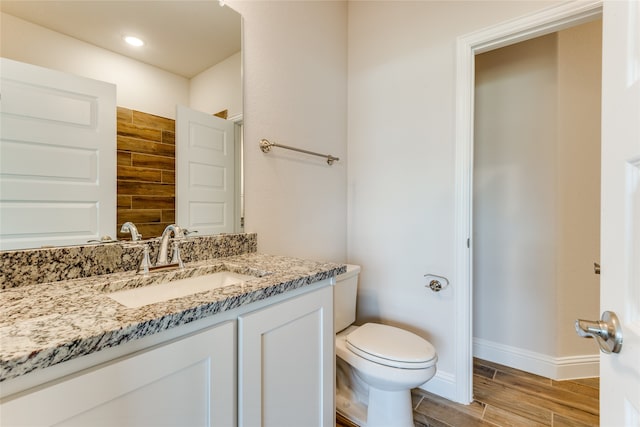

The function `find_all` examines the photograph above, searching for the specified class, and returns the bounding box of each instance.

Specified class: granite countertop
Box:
[0,253,345,383]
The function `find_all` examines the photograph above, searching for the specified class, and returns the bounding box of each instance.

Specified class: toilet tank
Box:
[334,264,361,333]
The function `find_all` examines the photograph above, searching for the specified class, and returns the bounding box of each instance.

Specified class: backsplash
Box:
[0,233,257,289]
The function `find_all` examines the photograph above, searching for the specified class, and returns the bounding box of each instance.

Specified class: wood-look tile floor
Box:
[337,358,599,427]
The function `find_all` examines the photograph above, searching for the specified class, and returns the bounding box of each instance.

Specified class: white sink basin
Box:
[108,271,255,308]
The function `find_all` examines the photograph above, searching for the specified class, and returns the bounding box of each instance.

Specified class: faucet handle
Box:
[171,241,184,269]
[138,244,151,275]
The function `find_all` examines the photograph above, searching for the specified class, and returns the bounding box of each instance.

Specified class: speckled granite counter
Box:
[0,252,345,383]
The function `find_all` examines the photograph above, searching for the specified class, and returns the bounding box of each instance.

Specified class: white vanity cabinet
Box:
[0,321,236,427]
[238,285,334,427]
[0,280,335,427]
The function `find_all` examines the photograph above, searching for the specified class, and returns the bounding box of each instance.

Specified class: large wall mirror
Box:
[0,1,243,250]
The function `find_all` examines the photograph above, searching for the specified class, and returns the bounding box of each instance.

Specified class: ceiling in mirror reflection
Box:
[0,1,241,78]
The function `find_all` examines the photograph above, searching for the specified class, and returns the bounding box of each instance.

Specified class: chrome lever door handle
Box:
[575,311,623,354]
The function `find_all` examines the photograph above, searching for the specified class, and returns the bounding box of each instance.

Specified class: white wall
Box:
[474,33,560,357]
[555,20,602,357]
[229,1,348,263]
[347,0,562,399]
[190,51,242,119]
[1,12,189,119]
[473,21,602,378]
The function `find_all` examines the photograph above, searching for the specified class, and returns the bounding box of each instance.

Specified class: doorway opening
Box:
[472,19,602,379]
[452,1,603,405]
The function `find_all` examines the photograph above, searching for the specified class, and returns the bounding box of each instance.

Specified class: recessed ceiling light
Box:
[124,36,144,47]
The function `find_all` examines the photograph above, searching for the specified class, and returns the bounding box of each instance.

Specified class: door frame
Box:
[453,0,603,404]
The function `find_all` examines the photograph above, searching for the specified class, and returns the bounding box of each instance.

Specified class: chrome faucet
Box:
[156,224,184,266]
[120,222,142,241]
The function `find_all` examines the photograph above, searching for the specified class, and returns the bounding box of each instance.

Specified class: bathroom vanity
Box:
[0,234,343,427]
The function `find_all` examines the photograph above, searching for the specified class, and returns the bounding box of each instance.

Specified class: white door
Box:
[176,105,235,235]
[599,0,640,424]
[0,58,116,249]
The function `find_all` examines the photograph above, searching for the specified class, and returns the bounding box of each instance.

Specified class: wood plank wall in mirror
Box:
[116,107,176,240]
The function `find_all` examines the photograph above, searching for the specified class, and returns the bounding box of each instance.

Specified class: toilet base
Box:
[336,393,367,426]
[336,356,368,425]
[336,360,415,427]
[367,387,414,427]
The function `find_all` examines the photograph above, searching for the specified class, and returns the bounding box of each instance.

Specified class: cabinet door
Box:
[0,321,236,427]
[238,286,334,427]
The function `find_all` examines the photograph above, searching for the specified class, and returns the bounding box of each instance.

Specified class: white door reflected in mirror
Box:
[0,58,116,250]
[176,105,238,236]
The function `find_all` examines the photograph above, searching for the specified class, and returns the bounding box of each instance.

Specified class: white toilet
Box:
[334,265,437,427]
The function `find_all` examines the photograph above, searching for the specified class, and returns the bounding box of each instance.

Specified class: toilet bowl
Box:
[334,266,438,427]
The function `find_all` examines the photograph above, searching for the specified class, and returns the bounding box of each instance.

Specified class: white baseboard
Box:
[473,338,599,380]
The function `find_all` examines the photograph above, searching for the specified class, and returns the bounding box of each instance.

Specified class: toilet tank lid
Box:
[346,323,436,365]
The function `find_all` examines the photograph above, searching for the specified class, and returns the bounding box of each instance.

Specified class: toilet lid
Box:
[345,323,437,369]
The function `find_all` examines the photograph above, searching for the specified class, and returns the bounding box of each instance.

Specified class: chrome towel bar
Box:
[259,139,339,165]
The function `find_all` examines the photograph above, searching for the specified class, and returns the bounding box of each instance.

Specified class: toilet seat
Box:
[346,323,437,369]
